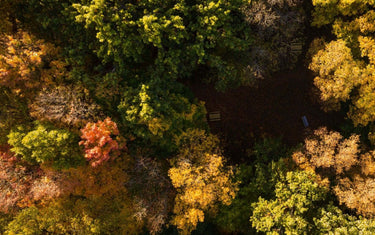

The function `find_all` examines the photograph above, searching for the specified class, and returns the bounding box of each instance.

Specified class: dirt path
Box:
[187,66,345,162]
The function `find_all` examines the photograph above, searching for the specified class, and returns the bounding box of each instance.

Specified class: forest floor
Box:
[187,66,345,163]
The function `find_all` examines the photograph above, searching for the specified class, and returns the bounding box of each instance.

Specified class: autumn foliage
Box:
[129,156,174,234]
[169,130,238,234]
[59,158,129,198]
[80,118,125,167]
[30,85,101,128]
[293,127,360,175]
[293,127,375,217]
[0,145,34,213]
[309,2,375,126]
[0,31,66,98]
[241,0,305,79]
[4,0,375,234]
[169,153,238,234]
[0,145,64,213]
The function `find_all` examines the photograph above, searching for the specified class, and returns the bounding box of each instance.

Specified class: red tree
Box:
[80,117,126,167]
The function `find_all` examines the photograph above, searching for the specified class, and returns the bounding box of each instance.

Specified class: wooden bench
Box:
[291,42,303,54]
[208,111,221,122]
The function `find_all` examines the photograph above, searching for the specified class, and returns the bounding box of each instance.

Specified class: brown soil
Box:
[186,66,345,162]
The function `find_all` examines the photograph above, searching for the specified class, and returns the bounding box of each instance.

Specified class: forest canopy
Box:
[1,0,375,234]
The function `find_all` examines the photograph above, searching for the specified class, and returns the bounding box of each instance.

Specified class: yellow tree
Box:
[168,129,238,234]
[309,1,375,126]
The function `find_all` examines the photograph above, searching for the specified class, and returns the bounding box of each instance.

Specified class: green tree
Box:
[315,204,375,234]
[311,0,374,28]
[7,122,84,169]
[215,138,289,234]
[251,170,329,234]
[72,0,251,89]
[118,81,207,154]
[0,212,12,234]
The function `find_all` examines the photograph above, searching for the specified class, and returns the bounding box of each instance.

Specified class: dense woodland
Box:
[2,0,375,234]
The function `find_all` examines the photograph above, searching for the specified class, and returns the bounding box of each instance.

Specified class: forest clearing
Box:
[188,66,345,161]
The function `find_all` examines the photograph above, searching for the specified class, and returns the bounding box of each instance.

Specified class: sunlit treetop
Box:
[293,127,375,217]
[0,31,67,98]
[7,122,84,169]
[312,0,375,27]
[169,129,238,234]
[309,5,375,125]
[72,0,251,89]
[80,117,126,167]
